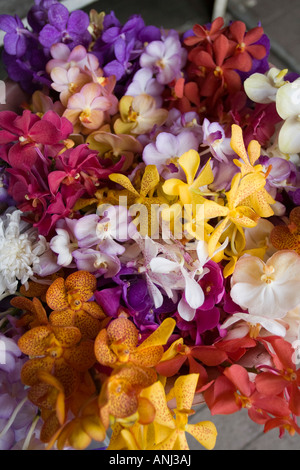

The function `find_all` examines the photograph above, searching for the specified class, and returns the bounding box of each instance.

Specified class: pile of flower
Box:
[0,1,300,451]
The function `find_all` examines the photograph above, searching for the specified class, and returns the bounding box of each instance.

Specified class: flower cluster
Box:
[0,1,300,451]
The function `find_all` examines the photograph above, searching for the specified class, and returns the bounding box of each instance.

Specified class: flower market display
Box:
[0,1,300,451]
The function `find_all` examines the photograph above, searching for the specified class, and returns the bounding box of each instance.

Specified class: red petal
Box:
[224,364,252,397]
[255,372,287,395]
[155,355,187,377]
[191,346,228,366]
[245,26,264,45]
[246,44,267,60]
[230,21,246,43]
[192,50,216,69]
[213,34,229,66]
[29,120,62,145]
[210,391,240,415]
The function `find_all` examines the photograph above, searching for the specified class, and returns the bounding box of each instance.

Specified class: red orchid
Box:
[188,34,247,102]
[0,109,73,168]
[256,338,300,416]
[184,17,225,47]
[49,144,126,196]
[204,364,291,424]
[156,339,228,390]
[264,415,300,438]
[229,21,266,72]
[215,336,257,363]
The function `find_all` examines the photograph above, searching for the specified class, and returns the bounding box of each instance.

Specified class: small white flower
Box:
[0,209,47,299]
[230,250,300,319]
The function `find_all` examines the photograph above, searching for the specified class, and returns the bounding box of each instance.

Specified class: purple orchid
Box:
[125,68,164,107]
[38,3,91,50]
[142,130,199,178]
[72,248,121,278]
[27,0,58,33]
[197,260,225,311]
[201,118,235,163]
[176,306,221,345]
[0,15,29,57]
[140,30,187,85]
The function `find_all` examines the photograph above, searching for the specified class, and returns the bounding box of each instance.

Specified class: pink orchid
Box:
[48,143,126,196]
[46,43,100,76]
[34,186,85,237]
[63,82,114,133]
[50,66,91,107]
[0,110,73,168]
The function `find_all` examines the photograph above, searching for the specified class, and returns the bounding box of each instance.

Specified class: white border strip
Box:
[0,0,96,47]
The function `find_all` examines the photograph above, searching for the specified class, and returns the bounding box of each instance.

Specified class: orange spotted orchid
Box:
[17,297,96,398]
[94,317,176,369]
[270,206,300,254]
[46,270,107,339]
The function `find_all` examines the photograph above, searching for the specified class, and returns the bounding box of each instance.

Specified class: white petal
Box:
[244,73,277,103]
[182,269,205,309]
[278,117,300,154]
[177,297,196,321]
[149,257,180,273]
[276,79,300,119]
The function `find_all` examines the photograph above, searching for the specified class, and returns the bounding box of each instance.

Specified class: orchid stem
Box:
[22,414,40,450]
[0,396,28,439]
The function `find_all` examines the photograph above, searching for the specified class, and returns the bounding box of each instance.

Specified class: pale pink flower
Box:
[63,82,113,133]
[50,66,91,107]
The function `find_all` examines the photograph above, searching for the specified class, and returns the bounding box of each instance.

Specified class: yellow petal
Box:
[247,139,261,166]
[174,374,198,410]
[178,150,200,185]
[230,206,260,228]
[109,173,140,196]
[234,173,266,207]
[230,124,250,166]
[141,381,175,429]
[207,217,229,258]
[136,318,176,351]
[203,200,229,219]
[160,338,183,362]
[149,429,177,450]
[162,178,185,197]
[140,165,160,197]
[190,158,214,190]
[185,421,217,450]
[119,95,133,120]
[81,415,106,442]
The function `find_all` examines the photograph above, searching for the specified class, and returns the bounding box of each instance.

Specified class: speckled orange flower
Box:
[46,270,107,339]
[11,296,48,330]
[99,363,157,429]
[18,318,96,398]
[94,317,176,368]
[270,206,300,255]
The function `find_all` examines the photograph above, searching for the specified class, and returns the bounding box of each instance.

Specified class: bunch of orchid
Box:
[0,0,300,451]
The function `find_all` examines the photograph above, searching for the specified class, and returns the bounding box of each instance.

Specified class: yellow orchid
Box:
[202,171,265,258]
[161,149,215,242]
[107,374,217,450]
[230,124,275,217]
[162,149,214,206]
[109,164,167,236]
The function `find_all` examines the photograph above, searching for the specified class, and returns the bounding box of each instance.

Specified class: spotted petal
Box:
[185,421,217,450]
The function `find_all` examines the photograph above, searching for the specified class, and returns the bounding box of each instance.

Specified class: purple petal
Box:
[47,3,68,31]
[102,26,121,44]
[39,24,62,47]
[3,33,27,57]
[114,37,127,63]
[94,286,122,317]
[67,10,89,33]
[0,14,20,33]
[103,60,125,80]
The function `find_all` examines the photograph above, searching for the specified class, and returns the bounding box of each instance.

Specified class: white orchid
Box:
[244,67,288,104]
[275,77,300,153]
[230,251,300,319]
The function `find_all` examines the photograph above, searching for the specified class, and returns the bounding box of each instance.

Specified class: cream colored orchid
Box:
[114,94,168,135]
[244,67,288,104]
[107,374,217,450]
[275,78,300,153]
[230,250,300,319]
